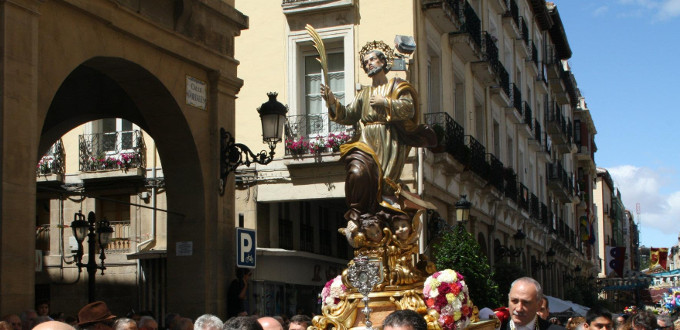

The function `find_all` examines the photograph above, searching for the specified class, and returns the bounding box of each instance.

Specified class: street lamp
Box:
[219,92,288,195]
[455,195,472,223]
[532,247,557,271]
[495,229,526,258]
[71,211,114,303]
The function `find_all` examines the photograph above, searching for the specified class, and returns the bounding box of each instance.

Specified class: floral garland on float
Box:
[320,275,348,309]
[423,269,475,330]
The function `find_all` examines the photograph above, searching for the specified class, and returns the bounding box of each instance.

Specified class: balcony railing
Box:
[285,113,355,155]
[529,40,538,67]
[460,1,482,49]
[498,63,510,98]
[540,203,548,226]
[519,16,529,46]
[424,112,466,163]
[482,31,500,72]
[511,83,522,115]
[79,130,145,172]
[108,220,131,253]
[465,135,487,178]
[533,119,542,145]
[523,101,533,130]
[530,193,539,219]
[37,139,65,177]
[504,167,518,203]
[487,153,504,192]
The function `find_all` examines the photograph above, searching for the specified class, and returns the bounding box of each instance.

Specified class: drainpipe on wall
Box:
[137,140,157,252]
[418,147,425,254]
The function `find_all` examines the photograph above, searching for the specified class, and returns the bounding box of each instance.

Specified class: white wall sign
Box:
[186,76,207,110]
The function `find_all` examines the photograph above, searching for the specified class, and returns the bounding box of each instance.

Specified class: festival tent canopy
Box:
[546,295,590,316]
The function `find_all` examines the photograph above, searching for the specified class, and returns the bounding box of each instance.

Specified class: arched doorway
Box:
[36,58,209,317]
[0,0,245,317]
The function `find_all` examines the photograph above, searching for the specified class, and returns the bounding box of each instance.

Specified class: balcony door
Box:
[99,118,134,154]
[304,51,345,136]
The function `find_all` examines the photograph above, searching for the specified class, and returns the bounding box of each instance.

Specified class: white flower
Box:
[438,270,455,283]
[451,298,462,310]
[429,288,439,298]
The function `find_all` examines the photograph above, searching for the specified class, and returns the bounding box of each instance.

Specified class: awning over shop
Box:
[546,295,590,316]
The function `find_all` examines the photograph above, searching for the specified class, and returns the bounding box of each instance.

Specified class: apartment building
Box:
[233,0,599,313]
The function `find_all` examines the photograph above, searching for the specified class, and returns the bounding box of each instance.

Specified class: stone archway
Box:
[0,0,246,317]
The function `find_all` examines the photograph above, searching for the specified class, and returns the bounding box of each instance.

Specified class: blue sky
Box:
[554,0,680,249]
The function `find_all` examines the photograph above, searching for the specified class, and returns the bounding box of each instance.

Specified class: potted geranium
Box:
[326,131,352,152]
[308,136,326,154]
[285,136,308,155]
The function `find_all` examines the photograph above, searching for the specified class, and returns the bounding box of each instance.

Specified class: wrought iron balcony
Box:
[501,0,520,38]
[545,101,572,149]
[423,0,464,33]
[487,153,504,192]
[424,112,466,163]
[450,1,482,62]
[284,113,355,156]
[530,193,539,219]
[37,139,65,177]
[504,167,518,203]
[518,183,529,211]
[519,16,529,44]
[522,101,533,130]
[472,31,502,85]
[79,130,145,173]
[540,202,548,226]
[464,135,488,178]
[498,63,510,98]
[529,40,539,67]
[533,119,542,145]
[547,162,572,202]
[505,83,523,124]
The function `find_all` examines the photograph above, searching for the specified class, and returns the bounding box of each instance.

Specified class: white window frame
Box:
[287,25,355,118]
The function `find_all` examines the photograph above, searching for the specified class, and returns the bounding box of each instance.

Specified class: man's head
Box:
[33,321,75,330]
[195,314,223,330]
[223,317,263,330]
[508,277,542,326]
[631,311,656,330]
[20,310,38,330]
[537,297,549,320]
[583,307,613,330]
[112,319,138,330]
[170,318,193,330]
[256,318,282,330]
[78,301,116,330]
[382,310,427,330]
[614,314,628,328]
[288,315,310,330]
[35,302,49,317]
[3,315,22,330]
[360,50,388,77]
[138,317,158,330]
[655,315,672,330]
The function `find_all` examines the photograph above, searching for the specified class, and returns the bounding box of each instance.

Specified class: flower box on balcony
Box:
[36,173,64,183]
[80,167,145,181]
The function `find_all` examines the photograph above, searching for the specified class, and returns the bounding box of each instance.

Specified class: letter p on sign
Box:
[236,227,256,268]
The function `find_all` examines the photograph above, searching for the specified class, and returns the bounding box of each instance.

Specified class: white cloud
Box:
[607,165,680,247]
[657,0,680,20]
[593,5,610,16]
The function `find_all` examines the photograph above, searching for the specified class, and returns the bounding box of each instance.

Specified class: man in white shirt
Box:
[502,277,564,330]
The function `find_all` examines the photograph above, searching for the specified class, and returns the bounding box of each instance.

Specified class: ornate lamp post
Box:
[71,211,114,303]
[455,195,472,224]
[219,92,288,195]
[495,229,526,258]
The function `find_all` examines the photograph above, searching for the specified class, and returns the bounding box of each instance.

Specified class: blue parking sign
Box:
[236,227,256,268]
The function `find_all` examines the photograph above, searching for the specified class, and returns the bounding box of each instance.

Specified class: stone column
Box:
[0,0,42,313]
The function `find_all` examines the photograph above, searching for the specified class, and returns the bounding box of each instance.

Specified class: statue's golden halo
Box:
[359,40,395,72]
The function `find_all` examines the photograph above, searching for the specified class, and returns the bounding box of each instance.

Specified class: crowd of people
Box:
[2,276,678,330]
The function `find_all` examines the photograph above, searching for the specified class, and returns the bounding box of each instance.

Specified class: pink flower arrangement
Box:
[308,136,326,154]
[285,136,309,154]
[423,269,473,330]
[320,275,347,309]
[325,132,352,152]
